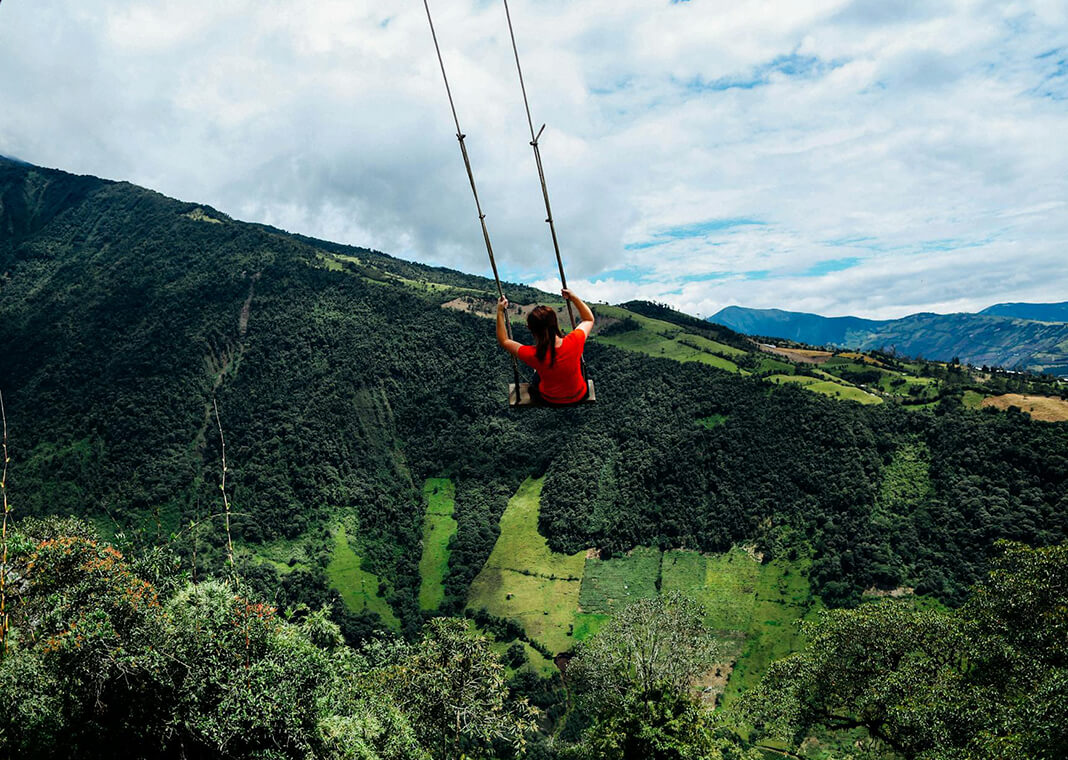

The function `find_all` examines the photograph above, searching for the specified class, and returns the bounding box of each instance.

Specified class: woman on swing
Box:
[496,289,595,405]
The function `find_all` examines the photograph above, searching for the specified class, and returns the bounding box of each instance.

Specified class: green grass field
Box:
[323,252,488,298]
[721,558,818,704]
[754,356,794,374]
[599,330,742,372]
[659,547,818,704]
[962,389,986,409]
[248,535,313,575]
[571,612,611,642]
[418,477,458,611]
[821,357,938,401]
[579,547,662,614]
[467,481,819,700]
[467,477,587,654]
[491,637,559,679]
[326,525,400,629]
[594,305,745,373]
[574,544,817,704]
[663,548,761,631]
[767,374,882,405]
[464,619,560,678]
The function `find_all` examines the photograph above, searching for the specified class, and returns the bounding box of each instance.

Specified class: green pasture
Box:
[571,612,611,642]
[574,543,816,702]
[880,374,937,398]
[663,548,762,632]
[316,252,344,271]
[660,547,819,706]
[249,534,313,575]
[720,557,818,704]
[820,358,938,400]
[598,330,742,373]
[326,525,400,630]
[465,619,559,679]
[597,305,746,355]
[467,480,818,700]
[579,547,662,614]
[594,305,745,373]
[492,638,558,679]
[962,389,986,409]
[467,477,587,654]
[754,356,793,374]
[418,477,458,611]
[677,333,748,357]
[767,374,882,405]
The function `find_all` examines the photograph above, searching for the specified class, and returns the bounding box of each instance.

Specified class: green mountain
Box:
[980,300,1068,321]
[710,304,1068,376]
[709,305,879,345]
[2,157,1067,644]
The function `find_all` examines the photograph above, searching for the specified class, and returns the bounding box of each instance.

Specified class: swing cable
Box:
[501,0,577,331]
[422,0,523,403]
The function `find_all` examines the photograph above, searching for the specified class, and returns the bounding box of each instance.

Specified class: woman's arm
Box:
[496,297,523,357]
[562,289,595,336]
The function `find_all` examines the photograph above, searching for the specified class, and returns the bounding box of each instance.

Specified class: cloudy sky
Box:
[1,0,1065,319]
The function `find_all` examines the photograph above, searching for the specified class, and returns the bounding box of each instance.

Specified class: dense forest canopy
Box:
[2,516,1065,759]
[2,158,1067,635]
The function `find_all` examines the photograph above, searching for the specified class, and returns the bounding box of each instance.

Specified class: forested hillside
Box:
[2,158,1067,620]
[3,158,1068,757]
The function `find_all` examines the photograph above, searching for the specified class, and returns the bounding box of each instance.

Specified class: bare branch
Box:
[213,396,235,574]
[1,389,11,657]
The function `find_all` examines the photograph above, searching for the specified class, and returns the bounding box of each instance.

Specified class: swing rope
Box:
[422,0,523,401]
[501,0,576,331]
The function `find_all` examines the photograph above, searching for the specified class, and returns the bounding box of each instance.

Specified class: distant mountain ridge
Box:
[979,301,1068,322]
[710,306,880,346]
[710,304,1068,376]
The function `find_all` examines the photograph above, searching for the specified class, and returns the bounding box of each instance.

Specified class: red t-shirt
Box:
[518,330,588,403]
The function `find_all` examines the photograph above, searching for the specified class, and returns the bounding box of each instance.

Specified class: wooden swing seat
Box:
[509,379,596,408]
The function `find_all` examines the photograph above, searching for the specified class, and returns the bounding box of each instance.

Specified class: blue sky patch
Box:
[626,218,764,250]
[824,235,877,248]
[684,53,845,93]
[804,257,862,276]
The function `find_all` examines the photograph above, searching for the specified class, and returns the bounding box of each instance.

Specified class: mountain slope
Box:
[3,156,1067,638]
[710,305,1068,375]
[711,306,880,345]
[979,301,1068,322]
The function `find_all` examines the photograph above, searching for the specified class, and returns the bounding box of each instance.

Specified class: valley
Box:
[3,158,1067,758]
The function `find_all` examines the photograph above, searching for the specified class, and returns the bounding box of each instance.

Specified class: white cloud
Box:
[0,0,1065,319]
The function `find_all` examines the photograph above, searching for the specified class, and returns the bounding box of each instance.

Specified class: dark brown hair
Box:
[527,306,563,366]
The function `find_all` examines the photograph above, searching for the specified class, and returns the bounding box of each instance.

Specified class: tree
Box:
[568,592,717,713]
[0,517,427,760]
[740,542,1068,759]
[564,593,754,760]
[374,618,538,759]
